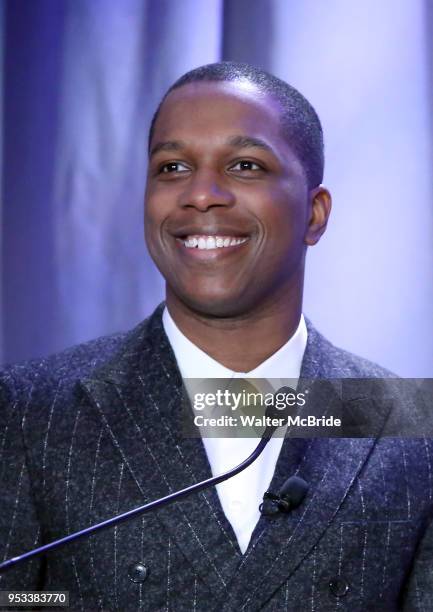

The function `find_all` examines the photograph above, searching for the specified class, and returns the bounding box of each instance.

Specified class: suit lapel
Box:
[80,304,241,601]
[220,319,393,611]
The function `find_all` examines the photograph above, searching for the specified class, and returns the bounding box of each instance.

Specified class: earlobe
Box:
[304,186,332,246]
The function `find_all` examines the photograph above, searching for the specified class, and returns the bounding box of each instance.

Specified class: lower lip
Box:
[174,238,251,261]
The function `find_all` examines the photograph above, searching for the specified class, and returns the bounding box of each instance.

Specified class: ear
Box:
[304,186,332,246]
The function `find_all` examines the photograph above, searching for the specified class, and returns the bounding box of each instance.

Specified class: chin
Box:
[178,290,250,319]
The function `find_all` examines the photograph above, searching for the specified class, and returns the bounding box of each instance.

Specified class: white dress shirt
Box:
[162,307,308,553]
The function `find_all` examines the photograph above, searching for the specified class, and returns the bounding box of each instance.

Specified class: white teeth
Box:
[181,235,248,250]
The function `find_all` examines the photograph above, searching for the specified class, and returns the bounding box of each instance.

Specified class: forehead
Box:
[151,81,284,146]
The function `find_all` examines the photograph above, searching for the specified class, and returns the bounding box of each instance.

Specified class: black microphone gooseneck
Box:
[0,386,295,573]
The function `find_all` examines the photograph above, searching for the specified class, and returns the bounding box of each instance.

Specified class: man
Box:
[0,62,432,611]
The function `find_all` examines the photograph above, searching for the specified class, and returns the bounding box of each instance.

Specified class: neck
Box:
[165,287,303,372]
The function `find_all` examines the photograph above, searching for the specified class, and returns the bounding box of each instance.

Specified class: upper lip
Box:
[170,225,253,238]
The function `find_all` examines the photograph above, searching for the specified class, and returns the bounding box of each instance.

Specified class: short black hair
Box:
[148,61,324,189]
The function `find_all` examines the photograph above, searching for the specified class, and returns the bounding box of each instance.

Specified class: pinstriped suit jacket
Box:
[0,302,432,611]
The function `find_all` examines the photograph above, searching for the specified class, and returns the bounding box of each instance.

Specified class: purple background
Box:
[1,0,433,376]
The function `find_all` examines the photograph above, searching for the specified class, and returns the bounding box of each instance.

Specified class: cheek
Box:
[144,202,165,260]
[145,181,180,230]
[144,189,167,234]
[258,185,308,244]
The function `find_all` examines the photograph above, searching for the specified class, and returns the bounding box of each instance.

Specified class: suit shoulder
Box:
[304,317,397,378]
[0,327,136,396]
[327,343,397,378]
[0,304,166,404]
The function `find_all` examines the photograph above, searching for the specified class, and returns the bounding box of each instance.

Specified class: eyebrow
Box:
[149,140,186,158]
[149,135,275,158]
[226,135,274,153]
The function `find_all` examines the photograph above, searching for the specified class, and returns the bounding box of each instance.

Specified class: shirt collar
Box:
[162,306,308,383]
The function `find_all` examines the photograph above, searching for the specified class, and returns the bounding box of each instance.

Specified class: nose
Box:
[179,169,235,211]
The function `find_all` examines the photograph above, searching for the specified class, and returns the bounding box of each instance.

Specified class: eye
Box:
[159,161,190,174]
[229,160,264,172]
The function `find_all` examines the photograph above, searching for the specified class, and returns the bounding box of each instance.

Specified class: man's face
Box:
[145,81,313,318]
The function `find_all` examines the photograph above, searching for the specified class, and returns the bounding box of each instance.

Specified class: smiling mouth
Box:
[176,235,250,250]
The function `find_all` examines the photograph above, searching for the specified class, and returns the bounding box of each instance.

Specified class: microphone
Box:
[259,475,309,516]
[0,385,296,573]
